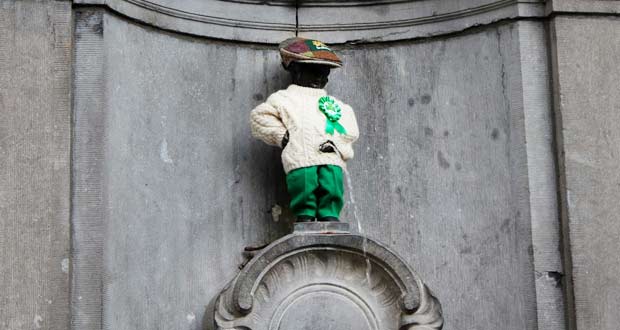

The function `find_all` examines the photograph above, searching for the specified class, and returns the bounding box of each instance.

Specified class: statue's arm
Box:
[250,98,288,147]
[342,106,359,143]
[333,104,359,161]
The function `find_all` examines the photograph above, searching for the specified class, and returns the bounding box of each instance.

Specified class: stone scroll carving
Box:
[214,223,443,330]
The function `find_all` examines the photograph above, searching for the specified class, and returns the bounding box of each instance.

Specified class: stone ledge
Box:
[293,221,350,234]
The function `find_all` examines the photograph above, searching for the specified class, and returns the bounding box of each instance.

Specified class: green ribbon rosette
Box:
[318,96,347,135]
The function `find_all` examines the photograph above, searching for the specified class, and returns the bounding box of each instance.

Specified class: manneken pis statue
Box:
[250,37,359,223]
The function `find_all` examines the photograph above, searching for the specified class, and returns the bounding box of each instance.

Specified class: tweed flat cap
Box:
[279,37,342,68]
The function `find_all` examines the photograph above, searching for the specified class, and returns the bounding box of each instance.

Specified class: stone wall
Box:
[0,1,72,329]
[2,1,620,330]
[70,9,559,330]
[550,15,620,330]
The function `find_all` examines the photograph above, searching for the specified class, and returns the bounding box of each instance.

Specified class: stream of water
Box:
[342,167,373,287]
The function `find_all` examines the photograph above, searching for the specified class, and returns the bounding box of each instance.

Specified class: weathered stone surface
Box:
[71,9,106,330]
[331,22,542,330]
[74,0,297,43]
[74,0,547,43]
[298,0,546,43]
[551,15,620,330]
[293,221,351,234]
[71,11,293,330]
[70,11,558,329]
[516,21,565,330]
[0,1,72,329]
[215,233,443,330]
[547,0,620,14]
[3,1,619,329]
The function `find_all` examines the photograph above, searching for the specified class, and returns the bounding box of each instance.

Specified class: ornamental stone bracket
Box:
[213,222,443,330]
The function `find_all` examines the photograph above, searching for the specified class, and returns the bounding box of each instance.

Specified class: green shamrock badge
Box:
[318,96,347,135]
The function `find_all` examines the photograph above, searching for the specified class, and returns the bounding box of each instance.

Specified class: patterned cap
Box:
[279,37,342,69]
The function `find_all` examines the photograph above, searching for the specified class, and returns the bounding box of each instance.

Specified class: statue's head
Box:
[286,62,331,89]
[279,37,341,89]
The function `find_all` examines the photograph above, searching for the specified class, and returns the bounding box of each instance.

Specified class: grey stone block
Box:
[71,9,106,330]
[0,1,72,329]
[516,21,566,330]
[547,0,620,14]
[551,15,620,330]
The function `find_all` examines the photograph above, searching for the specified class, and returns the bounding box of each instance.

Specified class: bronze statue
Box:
[251,37,359,223]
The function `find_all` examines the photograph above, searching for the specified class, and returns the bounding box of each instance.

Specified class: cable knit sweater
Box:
[251,84,359,174]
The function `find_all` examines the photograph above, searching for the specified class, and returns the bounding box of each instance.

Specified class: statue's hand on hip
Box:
[319,140,336,153]
[281,131,289,148]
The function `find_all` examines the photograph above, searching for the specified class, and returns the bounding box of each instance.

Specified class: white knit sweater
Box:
[251,84,359,174]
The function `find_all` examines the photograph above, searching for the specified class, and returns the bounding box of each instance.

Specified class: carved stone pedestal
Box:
[214,223,443,330]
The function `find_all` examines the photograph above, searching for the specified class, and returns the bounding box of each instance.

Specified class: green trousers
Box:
[286,165,344,219]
